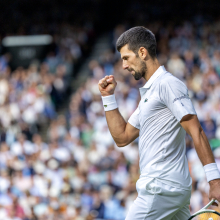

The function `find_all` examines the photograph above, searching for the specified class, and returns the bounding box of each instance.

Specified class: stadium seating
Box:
[0,11,220,220]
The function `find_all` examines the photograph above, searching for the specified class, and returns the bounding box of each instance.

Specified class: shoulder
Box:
[159,72,186,87]
[159,72,187,92]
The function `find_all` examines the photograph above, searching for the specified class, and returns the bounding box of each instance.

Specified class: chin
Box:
[133,73,142,80]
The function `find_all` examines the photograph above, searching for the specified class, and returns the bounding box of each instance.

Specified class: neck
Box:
[144,58,160,81]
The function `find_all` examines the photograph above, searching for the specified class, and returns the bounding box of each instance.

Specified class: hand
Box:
[98,75,117,97]
[209,179,220,206]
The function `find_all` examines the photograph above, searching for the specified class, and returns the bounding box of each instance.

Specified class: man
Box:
[98,26,220,219]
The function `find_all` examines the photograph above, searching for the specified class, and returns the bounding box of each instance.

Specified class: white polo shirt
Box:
[128,66,196,190]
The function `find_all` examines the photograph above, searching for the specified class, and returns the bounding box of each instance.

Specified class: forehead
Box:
[120,44,136,58]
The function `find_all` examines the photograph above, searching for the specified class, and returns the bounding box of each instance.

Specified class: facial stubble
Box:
[133,60,147,80]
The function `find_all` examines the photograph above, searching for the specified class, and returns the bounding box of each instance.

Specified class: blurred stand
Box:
[2,35,53,70]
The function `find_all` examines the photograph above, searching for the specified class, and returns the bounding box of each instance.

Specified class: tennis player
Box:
[98,26,220,219]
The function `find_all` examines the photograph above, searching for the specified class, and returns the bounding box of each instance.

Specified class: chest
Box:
[138,88,166,123]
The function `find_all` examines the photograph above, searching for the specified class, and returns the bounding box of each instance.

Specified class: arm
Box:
[180,114,220,203]
[180,114,215,165]
[105,108,139,147]
[98,75,139,147]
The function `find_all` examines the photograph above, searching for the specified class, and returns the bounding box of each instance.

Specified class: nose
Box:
[123,62,129,70]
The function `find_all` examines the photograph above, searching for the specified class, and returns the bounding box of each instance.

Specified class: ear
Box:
[138,47,148,60]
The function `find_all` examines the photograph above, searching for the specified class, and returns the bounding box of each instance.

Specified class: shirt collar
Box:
[139,65,166,97]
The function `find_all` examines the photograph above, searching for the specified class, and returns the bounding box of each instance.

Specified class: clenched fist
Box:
[98,75,117,97]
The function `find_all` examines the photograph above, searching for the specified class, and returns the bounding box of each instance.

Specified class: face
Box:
[120,44,147,80]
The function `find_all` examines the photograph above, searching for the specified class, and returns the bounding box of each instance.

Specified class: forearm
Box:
[185,118,220,187]
[192,127,215,166]
[181,115,215,165]
[193,128,220,200]
[191,126,220,184]
[105,108,128,146]
[98,76,139,147]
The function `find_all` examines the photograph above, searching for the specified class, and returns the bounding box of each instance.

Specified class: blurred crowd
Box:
[1,19,220,220]
[0,23,93,140]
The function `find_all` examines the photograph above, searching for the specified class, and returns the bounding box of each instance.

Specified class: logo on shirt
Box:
[144,98,148,102]
[104,105,107,107]
[173,94,189,103]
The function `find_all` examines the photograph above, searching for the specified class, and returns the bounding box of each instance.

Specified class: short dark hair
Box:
[116,26,157,59]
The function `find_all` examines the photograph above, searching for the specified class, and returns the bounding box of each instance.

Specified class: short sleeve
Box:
[159,77,197,122]
[128,107,140,129]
